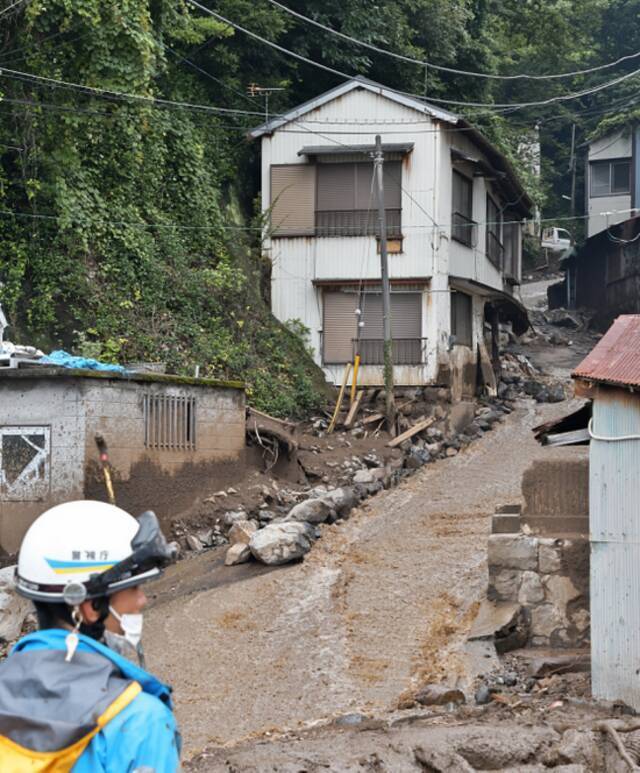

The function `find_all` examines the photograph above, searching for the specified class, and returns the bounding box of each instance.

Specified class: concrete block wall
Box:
[488,509,590,648]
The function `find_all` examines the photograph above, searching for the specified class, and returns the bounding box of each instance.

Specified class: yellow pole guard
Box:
[350,355,361,405]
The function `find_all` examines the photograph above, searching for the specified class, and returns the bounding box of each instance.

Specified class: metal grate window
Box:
[143,394,196,451]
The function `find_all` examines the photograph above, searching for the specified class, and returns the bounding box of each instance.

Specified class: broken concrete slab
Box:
[468,599,521,641]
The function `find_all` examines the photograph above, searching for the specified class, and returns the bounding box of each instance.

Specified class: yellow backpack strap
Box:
[97,681,142,728]
[0,681,142,772]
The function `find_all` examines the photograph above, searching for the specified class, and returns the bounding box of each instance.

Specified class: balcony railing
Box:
[352,338,427,366]
[486,230,504,268]
[451,211,477,247]
[315,208,402,238]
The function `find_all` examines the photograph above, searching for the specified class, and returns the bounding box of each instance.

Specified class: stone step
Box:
[521,514,589,536]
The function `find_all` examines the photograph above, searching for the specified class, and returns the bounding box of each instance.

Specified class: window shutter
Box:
[451,291,473,347]
[323,291,357,364]
[361,294,383,339]
[270,164,316,236]
[391,293,421,337]
[317,164,356,211]
[383,161,402,209]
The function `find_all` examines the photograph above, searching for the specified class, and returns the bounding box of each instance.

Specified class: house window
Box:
[502,218,521,280]
[486,195,503,268]
[322,289,423,365]
[143,394,196,451]
[270,164,316,236]
[590,159,631,197]
[451,170,475,246]
[316,161,402,237]
[0,426,50,501]
[451,291,473,347]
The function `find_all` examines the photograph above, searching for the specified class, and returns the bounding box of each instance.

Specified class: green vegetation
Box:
[0,0,637,413]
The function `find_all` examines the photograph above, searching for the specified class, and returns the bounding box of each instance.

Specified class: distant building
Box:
[249,77,532,398]
[551,214,640,325]
[0,368,245,552]
[586,127,639,237]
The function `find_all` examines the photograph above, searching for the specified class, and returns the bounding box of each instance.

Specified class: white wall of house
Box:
[587,130,633,237]
[259,84,525,388]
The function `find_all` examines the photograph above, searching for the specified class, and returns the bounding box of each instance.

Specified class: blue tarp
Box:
[41,350,127,374]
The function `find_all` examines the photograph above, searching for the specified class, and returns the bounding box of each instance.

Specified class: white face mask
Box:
[109,605,144,648]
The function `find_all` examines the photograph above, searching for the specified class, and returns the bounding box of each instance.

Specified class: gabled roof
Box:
[248,77,532,217]
[573,315,640,389]
[248,76,458,139]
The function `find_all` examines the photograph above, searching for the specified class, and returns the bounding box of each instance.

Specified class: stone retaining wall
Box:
[487,511,590,648]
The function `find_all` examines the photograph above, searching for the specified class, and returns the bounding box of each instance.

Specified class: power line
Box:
[187,0,640,114]
[0,0,26,19]
[0,65,267,116]
[266,0,640,83]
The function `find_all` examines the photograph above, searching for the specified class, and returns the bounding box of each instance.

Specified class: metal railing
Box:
[486,230,504,268]
[451,211,477,247]
[352,338,427,365]
[315,208,402,237]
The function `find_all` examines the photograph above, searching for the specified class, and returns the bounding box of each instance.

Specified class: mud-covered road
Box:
[145,396,575,761]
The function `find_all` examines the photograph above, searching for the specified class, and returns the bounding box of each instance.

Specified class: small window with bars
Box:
[143,394,196,451]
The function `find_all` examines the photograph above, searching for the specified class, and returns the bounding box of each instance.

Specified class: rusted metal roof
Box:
[573,315,640,388]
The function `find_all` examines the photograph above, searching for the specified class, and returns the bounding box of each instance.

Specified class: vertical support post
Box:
[569,123,577,223]
[374,135,396,429]
[350,354,361,405]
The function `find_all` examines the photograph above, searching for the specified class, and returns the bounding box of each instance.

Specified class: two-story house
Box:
[586,127,640,237]
[249,77,532,399]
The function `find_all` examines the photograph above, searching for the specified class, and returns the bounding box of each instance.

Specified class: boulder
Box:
[353,469,374,485]
[285,498,335,525]
[223,510,248,528]
[321,487,358,517]
[249,522,317,565]
[186,534,203,552]
[224,543,251,566]
[228,520,258,546]
[0,567,31,642]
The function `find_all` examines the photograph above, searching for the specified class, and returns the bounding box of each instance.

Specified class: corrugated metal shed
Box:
[589,387,640,709]
[573,314,640,388]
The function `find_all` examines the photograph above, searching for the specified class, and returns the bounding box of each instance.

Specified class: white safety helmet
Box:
[15,501,176,604]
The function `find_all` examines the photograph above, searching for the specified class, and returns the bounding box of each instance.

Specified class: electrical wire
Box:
[265,0,640,83]
[0,65,267,116]
[0,0,27,19]
[588,418,640,442]
[186,0,640,114]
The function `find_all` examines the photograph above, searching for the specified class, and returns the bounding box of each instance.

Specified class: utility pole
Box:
[373,135,395,430]
[569,123,577,222]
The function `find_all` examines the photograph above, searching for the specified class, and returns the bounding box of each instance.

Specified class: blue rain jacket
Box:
[3,629,180,772]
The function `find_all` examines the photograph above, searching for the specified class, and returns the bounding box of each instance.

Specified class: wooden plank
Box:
[362,400,413,426]
[544,428,590,447]
[362,411,385,425]
[343,390,364,428]
[386,416,435,448]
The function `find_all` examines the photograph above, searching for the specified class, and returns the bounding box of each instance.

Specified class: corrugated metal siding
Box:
[574,315,640,388]
[590,389,640,709]
[270,164,316,236]
[323,290,357,363]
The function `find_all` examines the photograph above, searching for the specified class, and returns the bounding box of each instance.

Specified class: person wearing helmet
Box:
[0,500,180,772]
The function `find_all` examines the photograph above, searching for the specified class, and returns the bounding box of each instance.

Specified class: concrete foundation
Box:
[484,451,591,649]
